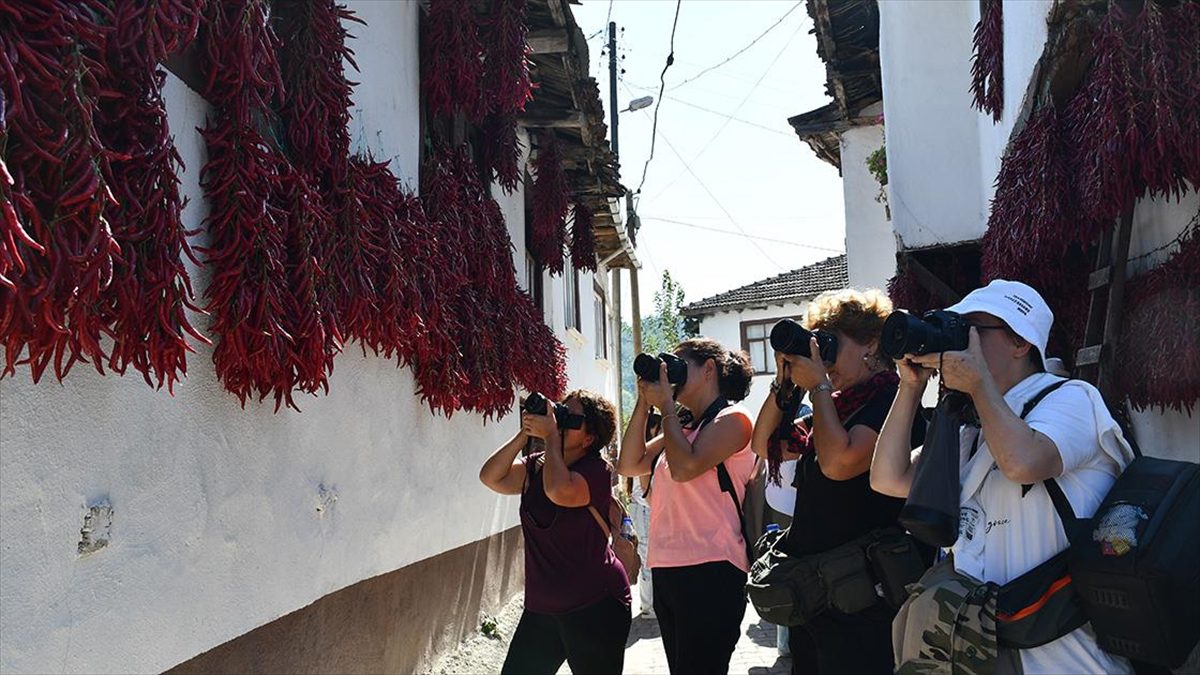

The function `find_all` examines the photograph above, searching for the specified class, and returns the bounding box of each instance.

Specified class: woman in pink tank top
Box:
[617,338,757,675]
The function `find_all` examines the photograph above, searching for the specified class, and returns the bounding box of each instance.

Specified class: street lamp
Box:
[622,96,654,113]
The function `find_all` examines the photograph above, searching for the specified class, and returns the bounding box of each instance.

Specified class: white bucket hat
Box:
[945,279,1053,360]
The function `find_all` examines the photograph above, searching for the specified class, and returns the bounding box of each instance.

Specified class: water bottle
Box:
[620,516,636,542]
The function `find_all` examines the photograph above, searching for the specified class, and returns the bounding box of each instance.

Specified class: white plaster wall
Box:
[0,3,618,672]
[878,0,986,249]
[840,124,896,290]
[695,302,809,416]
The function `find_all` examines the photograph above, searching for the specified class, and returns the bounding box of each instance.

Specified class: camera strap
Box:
[643,397,730,499]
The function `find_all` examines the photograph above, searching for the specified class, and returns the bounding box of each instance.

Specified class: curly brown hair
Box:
[565,389,617,454]
[804,288,894,366]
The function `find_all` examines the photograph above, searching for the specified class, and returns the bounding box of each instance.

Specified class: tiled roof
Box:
[681,254,848,316]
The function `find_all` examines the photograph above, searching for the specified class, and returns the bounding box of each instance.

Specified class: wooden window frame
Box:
[593,281,608,359]
[739,316,803,375]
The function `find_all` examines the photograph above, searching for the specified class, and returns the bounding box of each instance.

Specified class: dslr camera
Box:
[881,310,970,360]
[633,352,689,385]
[770,318,839,363]
[521,392,584,430]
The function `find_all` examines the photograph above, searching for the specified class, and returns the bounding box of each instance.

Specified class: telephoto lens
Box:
[633,352,688,385]
[880,310,971,360]
[769,319,839,363]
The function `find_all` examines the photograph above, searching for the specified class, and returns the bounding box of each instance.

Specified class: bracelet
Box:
[813,381,835,395]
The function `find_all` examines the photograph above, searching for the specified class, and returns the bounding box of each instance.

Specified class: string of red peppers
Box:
[482,0,533,191]
[99,0,209,393]
[970,0,1004,122]
[530,131,569,274]
[976,0,1200,410]
[571,198,597,272]
[1,1,122,383]
[422,0,487,122]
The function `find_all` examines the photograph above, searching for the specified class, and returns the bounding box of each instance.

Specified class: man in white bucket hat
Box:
[870,279,1135,674]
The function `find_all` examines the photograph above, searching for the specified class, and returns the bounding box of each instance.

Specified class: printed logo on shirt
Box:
[985,517,1010,534]
[960,506,981,541]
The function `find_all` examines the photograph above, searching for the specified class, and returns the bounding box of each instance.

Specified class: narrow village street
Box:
[433,593,791,675]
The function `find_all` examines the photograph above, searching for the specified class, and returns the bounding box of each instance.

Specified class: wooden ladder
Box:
[1073,209,1136,434]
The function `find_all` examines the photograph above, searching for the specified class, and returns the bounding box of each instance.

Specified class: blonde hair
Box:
[804,288,893,363]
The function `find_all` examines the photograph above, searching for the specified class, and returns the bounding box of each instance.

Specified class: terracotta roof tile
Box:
[681,254,848,316]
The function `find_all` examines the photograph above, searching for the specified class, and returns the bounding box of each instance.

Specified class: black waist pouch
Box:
[867,529,932,609]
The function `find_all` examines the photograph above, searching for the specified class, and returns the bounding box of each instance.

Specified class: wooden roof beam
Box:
[529,29,569,54]
[520,112,585,128]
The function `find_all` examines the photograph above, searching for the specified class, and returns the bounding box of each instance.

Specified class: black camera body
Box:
[633,352,689,385]
[881,310,971,360]
[769,318,839,364]
[521,392,584,430]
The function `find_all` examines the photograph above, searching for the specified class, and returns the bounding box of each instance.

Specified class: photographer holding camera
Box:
[617,338,756,675]
[479,390,631,675]
[872,280,1135,674]
[750,289,927,675]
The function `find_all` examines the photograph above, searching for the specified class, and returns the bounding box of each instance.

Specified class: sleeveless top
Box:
[647,404,757,572]
[520,452,631,615]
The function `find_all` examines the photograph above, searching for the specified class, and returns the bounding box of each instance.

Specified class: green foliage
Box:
[480,614,500,639]
[619,270,696,432]
[866,145,887,186]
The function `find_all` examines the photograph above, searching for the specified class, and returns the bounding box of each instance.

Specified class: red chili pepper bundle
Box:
[421,0,487,121]
[982,104,1095,284]
[274,166,339,402]
[0,1,122,383]
[570,199,597,272]
[1063,3,1140,224]
[349,155,435,364]
[483,0,533,116]
[1116,225,1199,414]
[1171,0,1200,188]
[970,0,1003,122]
[483,111,522,192]
[98,0,209,393]
[1126,0,1195,202]
[199,0,316,411]
[530,131,569,274]
[510,290,568,400]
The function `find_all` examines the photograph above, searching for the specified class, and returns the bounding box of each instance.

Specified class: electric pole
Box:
[608,21,618,157]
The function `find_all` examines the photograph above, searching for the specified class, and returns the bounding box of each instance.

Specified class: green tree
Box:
[619,270,697,431]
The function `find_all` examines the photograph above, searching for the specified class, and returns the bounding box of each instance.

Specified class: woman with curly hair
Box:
[750,289,927,675]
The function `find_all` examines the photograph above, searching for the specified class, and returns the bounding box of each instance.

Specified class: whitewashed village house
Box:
[0,1,636,673]
[681,255,848,414]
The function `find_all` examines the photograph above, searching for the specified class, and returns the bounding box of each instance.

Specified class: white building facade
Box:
[0,2,630,673]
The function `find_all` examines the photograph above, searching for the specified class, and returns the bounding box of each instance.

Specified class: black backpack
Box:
[1023,381,1200,668]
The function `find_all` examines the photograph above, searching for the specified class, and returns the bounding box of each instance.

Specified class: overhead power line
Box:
[669,2,804,92]
[641,216,845,253]
[635,0,683,197]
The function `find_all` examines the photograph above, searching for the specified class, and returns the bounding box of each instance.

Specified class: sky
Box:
[569,0,848,318]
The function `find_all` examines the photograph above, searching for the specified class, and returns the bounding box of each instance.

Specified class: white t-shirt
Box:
[949,373,1134,674]
[764,458,797,515]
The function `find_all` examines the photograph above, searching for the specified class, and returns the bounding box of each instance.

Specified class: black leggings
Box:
[788,603,896,675]
[500,595,631,675]
[652,561,748,675]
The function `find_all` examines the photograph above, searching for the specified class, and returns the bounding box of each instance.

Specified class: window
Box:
[740,318,795,375]
[564,257,581,331]
[593,282,608,359]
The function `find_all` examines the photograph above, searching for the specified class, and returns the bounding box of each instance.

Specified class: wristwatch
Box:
[813,381,835,395]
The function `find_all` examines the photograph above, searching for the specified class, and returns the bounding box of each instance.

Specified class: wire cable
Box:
[634,0,683,197]
[668,2,803,92]
[641,216,844,253]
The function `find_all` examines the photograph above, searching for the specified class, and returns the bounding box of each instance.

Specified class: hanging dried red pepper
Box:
[530,131,569,274]
[0,1,122,383]
[98,0,209,393]
[571,199,597,272]
[970,0,1003,122]
[483,111,522,192]
[1116,225,1199,414]
[483,0,534,116]
[422,0,487,121]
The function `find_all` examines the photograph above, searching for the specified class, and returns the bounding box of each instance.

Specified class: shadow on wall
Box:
[167,527,523,675]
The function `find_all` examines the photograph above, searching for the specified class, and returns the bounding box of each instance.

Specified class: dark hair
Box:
[675,338,753,402]
[565,389,617,454]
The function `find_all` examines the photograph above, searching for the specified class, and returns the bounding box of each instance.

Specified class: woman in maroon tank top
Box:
[479,390,631,675]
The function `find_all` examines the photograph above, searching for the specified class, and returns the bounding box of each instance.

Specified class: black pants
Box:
[789,602,896,675]
[500,595,631,675]
[652,561,748,675]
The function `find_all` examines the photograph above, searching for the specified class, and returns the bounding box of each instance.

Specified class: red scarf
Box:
[767,370,899,485]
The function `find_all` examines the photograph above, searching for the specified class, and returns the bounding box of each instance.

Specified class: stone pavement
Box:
[557,595,791,675]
